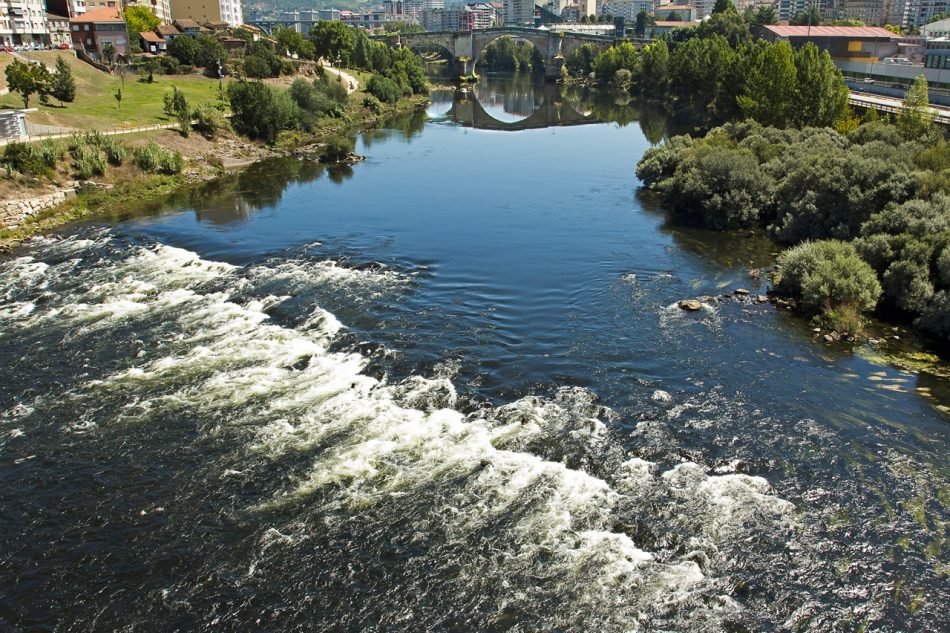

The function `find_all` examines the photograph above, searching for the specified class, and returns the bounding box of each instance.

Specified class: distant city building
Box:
[46,12,71,45]
[654,3,696,18]
[46,0,88,18]
[0,0,52,46]
[601,0,655,21]
[506,0,535,24]
[761,24,899,60]
[169,0,242,27]
[69,6,129,58]
[924,36,950,67]
[912,0,950,29]
[922,16,950,36]
[646,18,696,34]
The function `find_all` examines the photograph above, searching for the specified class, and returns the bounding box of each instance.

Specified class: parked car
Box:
[59,42,70,50]
[863,77,875,84]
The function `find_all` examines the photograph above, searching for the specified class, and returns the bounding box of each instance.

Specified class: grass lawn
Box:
[0,51,229,130]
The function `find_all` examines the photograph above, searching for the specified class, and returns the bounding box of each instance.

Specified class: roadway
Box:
[848,90,950,125]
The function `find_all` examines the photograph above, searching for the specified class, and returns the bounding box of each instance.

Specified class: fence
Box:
[0,122,183,147]
[847,92,950,126]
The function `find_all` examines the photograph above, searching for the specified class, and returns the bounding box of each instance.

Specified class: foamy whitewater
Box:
[0,233,799,630]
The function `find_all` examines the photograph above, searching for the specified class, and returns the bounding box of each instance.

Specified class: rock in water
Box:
[678,300,702,311]
[652,390,673,403]
[734,288,750,296]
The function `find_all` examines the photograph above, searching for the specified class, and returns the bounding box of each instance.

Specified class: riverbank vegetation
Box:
[637,118,950,341]
[581,0,950,344]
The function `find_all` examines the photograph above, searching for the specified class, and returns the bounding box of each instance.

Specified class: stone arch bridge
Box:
[376,27,649,80]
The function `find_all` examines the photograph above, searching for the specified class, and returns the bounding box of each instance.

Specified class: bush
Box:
[322,135,354,162]
[177,64,195,75]
[101,137,127,166]
[157,150,184,175]
[244,54,273,79]
[362,94,381,113]
[36,140,63,169]
[132,142,161,172]
[191,104,225,139]
[132,142,183,175]
[227,81,291,144]
[1,142,48,177]
[160,56,179,75]
[776,240,881,315]
[367,75,401,104]
[71,144,106,179]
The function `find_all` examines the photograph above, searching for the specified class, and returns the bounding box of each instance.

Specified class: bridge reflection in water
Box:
[437,75,600,131]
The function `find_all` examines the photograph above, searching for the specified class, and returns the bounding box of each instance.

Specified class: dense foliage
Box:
[227,74,349,143]
[1,132,182,182]
[571,6,848,129]
[637,119,950,340]
[310,22,428,97]
[479,37,544,73]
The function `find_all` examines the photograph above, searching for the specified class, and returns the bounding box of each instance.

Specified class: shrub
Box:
[776,240,881,316]
[177,64,195,75]
[2,142,51,177]
[36,140,63,169]
[157,150,183,175]
[367,75,401,104]
[71,144,106,179]
[132,142,161,172]
[191,104,225,139]
[362,94,381,113]
[132,142,182,174]
[101,137,126,166]
[917,291,950,341]
[666,147,773,228]
[322,135,354,162]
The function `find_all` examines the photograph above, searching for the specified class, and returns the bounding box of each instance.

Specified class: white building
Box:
[0,0,52,47]
[506,0,535,23]
[601,0,654,20]
[923,16,950,36]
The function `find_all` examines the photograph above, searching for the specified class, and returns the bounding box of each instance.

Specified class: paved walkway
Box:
[1,122,182,147]
[321,65,359,94]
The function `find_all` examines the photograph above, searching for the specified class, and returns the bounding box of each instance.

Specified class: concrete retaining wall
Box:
[0,188,74,229]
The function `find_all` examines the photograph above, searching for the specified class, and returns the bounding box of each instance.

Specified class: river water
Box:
[1,74,949,631]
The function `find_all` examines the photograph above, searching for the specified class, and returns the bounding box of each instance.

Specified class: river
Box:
[1,74,948,631]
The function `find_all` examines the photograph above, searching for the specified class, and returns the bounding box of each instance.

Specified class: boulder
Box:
[678,300,702,311]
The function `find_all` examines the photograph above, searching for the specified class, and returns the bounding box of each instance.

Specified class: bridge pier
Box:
[544,56,564,81]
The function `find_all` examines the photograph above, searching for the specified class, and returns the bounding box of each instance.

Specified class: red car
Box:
[58,42,70,50]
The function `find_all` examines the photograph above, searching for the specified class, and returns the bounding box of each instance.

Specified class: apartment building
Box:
[169,0,242,27]
[0,0,52,46]
[69,6,129,57]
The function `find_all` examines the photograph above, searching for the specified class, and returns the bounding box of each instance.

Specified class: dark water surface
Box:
[2,75,949,632]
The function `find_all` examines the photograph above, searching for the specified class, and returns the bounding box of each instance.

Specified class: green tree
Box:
[168,36,199,65]
[4,60,50,108]
[738,41,798,127]
[744,4,777,38]
[793,43,848,127]
[124,5,160,34]
[634,10,656,37]
[102,42,117,66]
[640,40,669,95]
[228,81,290,143]
[165,87,190,136]
[114,88,122,108]
[666,10,683,21]
[790,5,821,25]
[897,74,933,138]
[309,20,356,64]
[50,56,76,106]
[713,0,734,13]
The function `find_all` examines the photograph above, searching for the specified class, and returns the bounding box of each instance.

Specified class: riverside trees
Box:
[578,8,849,129]
[637,120,950,339]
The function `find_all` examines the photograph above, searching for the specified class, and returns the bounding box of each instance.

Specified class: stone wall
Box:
[0,189,74,230]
